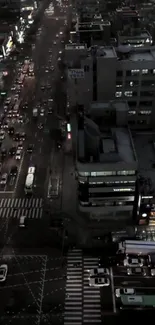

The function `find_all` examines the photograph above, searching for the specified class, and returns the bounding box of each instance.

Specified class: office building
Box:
[65,44,155,129]
[76,101,138,221]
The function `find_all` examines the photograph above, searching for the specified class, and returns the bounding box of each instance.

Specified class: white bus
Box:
[18,74,25,85]
[29,63,34,76]
[118,240,155,255]
[24,167,35,194]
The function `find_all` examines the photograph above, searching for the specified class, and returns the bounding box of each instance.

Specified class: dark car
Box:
[9,146,16,156]
[1,148,7,158]
[10,166,18,176]
[48,107,53,114]
[27,144,34,153]
[13,132,20,141]
[19,132,26,140]
[8,126,15,135]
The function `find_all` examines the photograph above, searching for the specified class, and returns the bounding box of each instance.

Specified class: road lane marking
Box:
[36,256,47,324]
[110,267,116,313]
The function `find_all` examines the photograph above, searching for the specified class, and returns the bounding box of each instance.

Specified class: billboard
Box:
[68,68,85,79]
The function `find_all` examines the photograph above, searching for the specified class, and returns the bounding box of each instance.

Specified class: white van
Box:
[19,216,26,227]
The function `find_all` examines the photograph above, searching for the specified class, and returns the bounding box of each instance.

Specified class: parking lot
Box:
[0,254,66,324]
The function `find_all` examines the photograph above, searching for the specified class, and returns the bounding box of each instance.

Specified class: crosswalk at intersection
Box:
[64,249,102,325]
[0,198,43,219]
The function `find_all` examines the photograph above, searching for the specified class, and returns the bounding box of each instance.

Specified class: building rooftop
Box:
[133,133,155,195]
[77,116,137,169]
[116,46,155,61]
[119,28,150,38]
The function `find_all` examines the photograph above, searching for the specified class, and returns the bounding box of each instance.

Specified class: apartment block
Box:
[117,28,152,47]
[65,44,155,128]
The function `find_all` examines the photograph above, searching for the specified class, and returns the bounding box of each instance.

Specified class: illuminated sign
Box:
[67,123,71,132]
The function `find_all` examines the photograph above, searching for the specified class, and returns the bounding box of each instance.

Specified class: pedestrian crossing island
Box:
[0,198,43,220]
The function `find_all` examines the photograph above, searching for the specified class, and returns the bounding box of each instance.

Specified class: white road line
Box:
[110,267,116,313]
[36,256,47,325]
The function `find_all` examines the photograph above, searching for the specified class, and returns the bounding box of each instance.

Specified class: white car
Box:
[16,149,22,160]
[5,97,11,104]
[0,131,5,141]
[115,288,135,298]
[88,268,109,277]
[40,109,44,116]
[124,256,144,267]
[89,277,110,287]
[53,41,56,45]
[0,173,8,185]
[0,264,8,282]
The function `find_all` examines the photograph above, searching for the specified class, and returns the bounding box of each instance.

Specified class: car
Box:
[13,132,20,141]
[18,115,23,123]
[7,111,12,119]
[15,149,22,160]
[53,41,56,45]
[115,288,135,298]
[40,109,44,116]
[0,173,8,185]
[48,107,53,114]
[8,127,15,135]
[124,256,144,267]
[51,66,54,71]
[56,34,59,38]
[27,144,34,153]
[89,277,110,287]
[1,148,7,158]
[11,85,16,91]
[19,132,26,140]
[0,264,8,282]
[88,268,109,277]
[18,142,23,150]
[0,131,5,141]
[5,97,11,104]
[12,110,19,117]
[2,122,8,129]
[56,17,58,20]
[38,123,43,129]
[9,146,16,156]
[10,166,18,176]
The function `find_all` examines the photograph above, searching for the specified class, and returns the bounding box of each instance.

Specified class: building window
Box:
[117,170,135,176]
[126,70,131,76]
[116,83,123,88]
[124,91,133,97]
[131,69,139,75]
[78,171,90,176]
[128,110,136,115]
[139,110,151,115]
[128,101,137,107]
[84,65,89,72]
[142,69,148,75]
[115,91,122,98]
[116,70,123,77]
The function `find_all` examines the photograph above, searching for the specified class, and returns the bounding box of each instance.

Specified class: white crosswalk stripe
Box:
[83,257,101,324]
[64,249,83,325]
[64,250,102,325]
[0,198,43,219]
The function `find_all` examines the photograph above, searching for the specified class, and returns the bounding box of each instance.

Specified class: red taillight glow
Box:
[68,133,71,139]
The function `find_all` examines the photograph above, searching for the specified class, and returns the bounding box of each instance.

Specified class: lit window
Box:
[142,69,148,74]
[139,110,151,115]
[131,69,139,75]
[124,91,133,97]
[130,81,133,87]
[153,69,155,74]
[115,91,122,98]
[116,84,122,88]
[128,110,136,115]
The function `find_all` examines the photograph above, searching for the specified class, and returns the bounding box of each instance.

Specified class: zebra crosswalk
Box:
[64,249,102,325]
[0,198,43,220]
